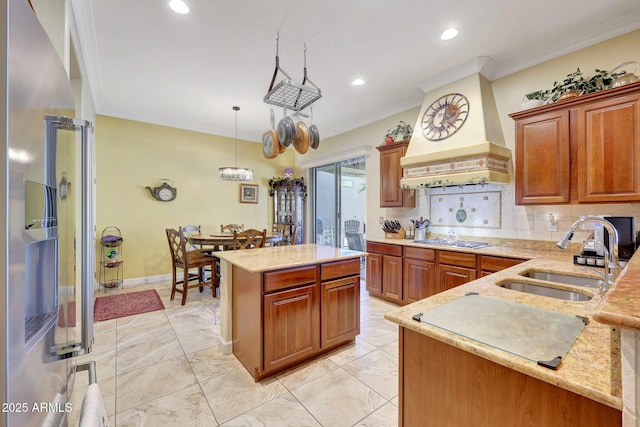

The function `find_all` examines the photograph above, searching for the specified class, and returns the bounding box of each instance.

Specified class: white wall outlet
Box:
[379,216,384,224]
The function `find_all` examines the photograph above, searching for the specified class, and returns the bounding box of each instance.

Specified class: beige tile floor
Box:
[69,278,401,426]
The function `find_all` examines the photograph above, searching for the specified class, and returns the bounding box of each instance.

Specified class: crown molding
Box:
[417,57,498,94]
[70,0,103,111]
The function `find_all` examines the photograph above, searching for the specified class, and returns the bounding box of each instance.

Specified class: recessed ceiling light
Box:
[351,78,365,86]
[440,28,458,41]
[169,0,189,14]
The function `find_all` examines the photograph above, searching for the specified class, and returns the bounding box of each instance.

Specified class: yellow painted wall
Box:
[95,115,293,280]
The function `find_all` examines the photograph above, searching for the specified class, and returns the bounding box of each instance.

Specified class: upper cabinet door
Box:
[577,93,640,202]
[377,141,416,208]
[515,110,571,204]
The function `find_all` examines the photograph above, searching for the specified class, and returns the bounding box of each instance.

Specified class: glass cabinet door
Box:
[271,181,305,244]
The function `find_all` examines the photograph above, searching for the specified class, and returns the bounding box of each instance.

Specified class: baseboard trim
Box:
[93,274,172,292]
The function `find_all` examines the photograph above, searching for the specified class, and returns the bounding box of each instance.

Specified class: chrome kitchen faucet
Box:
[556,216,622,290]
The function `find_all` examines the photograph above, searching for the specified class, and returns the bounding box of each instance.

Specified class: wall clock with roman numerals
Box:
[421,93,470,141]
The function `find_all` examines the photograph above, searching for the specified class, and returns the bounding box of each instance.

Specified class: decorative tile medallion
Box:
[429,191,501,229]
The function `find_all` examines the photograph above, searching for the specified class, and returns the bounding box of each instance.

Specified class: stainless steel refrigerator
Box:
[3,0,95,425]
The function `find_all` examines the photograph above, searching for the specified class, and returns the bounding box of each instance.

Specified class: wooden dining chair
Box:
[232,228,266,250]
[180,224,217,279]
[290,224,300,245]
[166,228,217,305]
[221,223,244,233]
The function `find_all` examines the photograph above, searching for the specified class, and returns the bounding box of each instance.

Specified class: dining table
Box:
[187,231,283,251]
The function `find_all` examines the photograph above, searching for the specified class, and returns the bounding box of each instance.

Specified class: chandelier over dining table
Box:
[219,106,253,181]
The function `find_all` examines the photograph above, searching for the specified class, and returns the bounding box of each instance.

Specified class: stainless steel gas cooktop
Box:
[413,238,490,249]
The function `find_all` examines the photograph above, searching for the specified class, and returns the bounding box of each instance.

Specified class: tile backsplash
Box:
[381,183,640,243]
[430,191,501,229]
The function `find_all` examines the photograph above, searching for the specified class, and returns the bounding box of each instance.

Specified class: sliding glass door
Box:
[312,157,366,248]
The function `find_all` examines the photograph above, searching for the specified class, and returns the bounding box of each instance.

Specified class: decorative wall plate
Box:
[421,93,469,141]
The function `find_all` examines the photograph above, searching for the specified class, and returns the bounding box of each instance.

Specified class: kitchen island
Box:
[215,244,365,381]
[384,256,623,427]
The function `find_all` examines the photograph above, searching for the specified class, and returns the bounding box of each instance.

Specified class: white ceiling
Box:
[72,0,640,143]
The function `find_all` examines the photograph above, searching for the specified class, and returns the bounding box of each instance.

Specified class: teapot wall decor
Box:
[146,179,177,202]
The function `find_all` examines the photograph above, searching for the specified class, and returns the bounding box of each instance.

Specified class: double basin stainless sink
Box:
[498,270,602,301]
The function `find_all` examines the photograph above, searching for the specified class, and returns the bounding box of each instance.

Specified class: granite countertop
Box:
[384,256,623,410]
[594,253,640,331]
[366,234,582,261]
[215,243,365,273]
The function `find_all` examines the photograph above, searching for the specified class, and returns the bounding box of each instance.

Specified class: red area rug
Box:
[94,289,165,322]
[61,289,165,325]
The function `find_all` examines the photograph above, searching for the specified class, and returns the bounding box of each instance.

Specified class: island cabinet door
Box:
[263,284,320,374]
[321,275,360,349]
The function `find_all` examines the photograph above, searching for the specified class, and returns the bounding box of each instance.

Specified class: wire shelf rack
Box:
[264,36,322,112]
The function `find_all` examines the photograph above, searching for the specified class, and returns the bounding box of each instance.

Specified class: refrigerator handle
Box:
[42,116,95,361]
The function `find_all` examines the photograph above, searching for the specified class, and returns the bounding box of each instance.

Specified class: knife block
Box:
[385,226,406,239]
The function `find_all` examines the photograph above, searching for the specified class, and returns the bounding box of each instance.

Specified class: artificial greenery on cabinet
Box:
[268,177,307,200]
[525,67,625,105]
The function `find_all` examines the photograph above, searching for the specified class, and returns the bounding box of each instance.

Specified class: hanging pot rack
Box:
[264,34,322,112]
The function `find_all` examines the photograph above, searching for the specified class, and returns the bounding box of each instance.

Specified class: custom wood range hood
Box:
[400,72,512,188]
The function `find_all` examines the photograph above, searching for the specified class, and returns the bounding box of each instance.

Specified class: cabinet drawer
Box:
[321,259,360,281]
[264,266,316,293]
[438,250,476,268]
[480,256,525,272]
[405,246,436,262]
[366,241,403,257]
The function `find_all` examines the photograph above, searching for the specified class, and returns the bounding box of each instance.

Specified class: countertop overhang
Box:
[215,243,366,273]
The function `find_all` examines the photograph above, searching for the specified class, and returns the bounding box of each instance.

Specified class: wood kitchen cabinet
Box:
[577,92,640,202]
[320,260,360,348]
[510,81,640,204]
[479,255,526,277]
[514,110,570,204]
[264,283,319,372]
[233,258,360,381]
[399,327,621,427]
[365,252,383,295]
[437,250,476,291]
[366,241,403,304]
[367,242,528,304]
[403,246,437,303]
[376,141,416,208]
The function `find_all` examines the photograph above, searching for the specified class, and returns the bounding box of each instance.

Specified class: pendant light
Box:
[219,106,253,181]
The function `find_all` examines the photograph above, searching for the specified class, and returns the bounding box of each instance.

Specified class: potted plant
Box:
[521,89,550,109]
[385,121,413,144]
